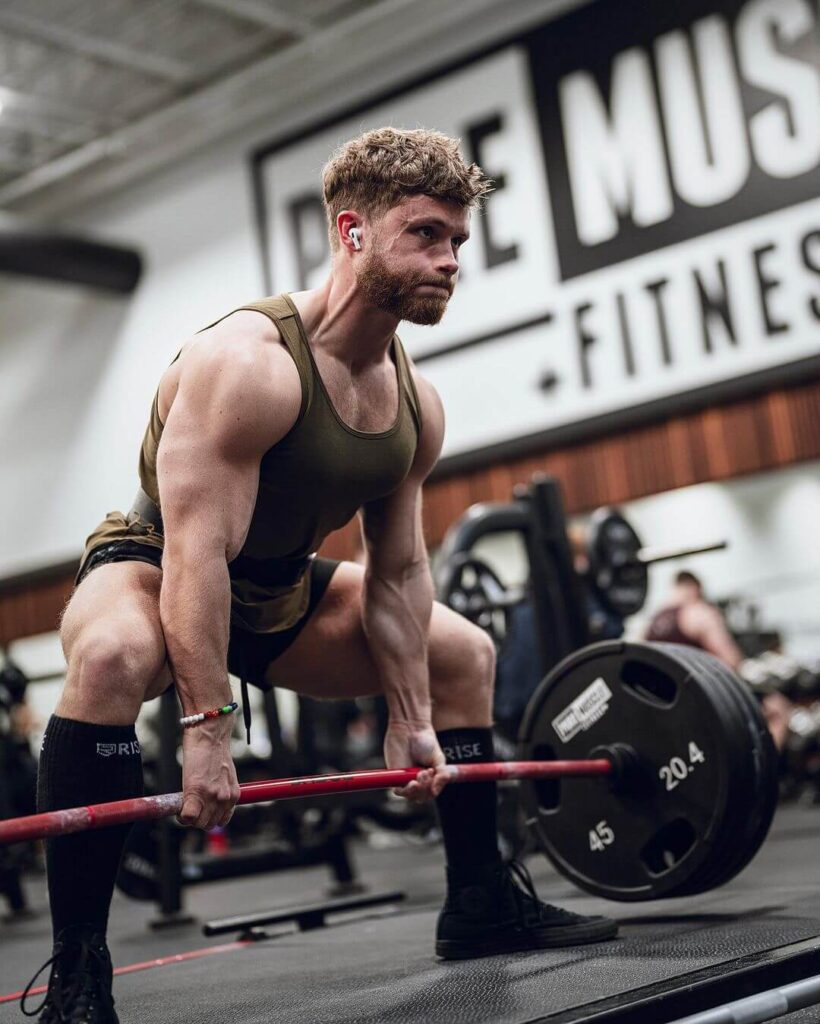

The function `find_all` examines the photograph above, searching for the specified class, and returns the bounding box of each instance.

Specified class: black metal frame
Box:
[436,475,589,680]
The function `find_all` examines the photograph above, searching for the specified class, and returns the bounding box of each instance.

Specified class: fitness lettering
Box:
[529,0,820,280]
[562,224,820,392]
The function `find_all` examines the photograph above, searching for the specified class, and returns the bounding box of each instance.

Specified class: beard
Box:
[356,249,452,325]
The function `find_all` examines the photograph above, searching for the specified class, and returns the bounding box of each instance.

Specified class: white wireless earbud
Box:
[349,228,362,251]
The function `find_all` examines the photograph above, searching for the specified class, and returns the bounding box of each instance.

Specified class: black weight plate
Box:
[666,654,752,896]
[587,509,649,618]
[631,644,760,898]
[665,647,777,895]
[659,646,776,897]
[518,641,736,901]
[671,646,777,895]
[718,663,779,879]
[653,645,763,897]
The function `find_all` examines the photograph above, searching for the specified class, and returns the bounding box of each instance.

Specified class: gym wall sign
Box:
[252,0,820,469]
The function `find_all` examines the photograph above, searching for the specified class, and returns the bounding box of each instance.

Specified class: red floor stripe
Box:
[0,939,252,1005]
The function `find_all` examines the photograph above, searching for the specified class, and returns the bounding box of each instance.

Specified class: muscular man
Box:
[26,128,615,1023]
[644,570,790,749]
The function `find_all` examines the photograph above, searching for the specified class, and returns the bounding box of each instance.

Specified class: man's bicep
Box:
[157,391,260,560]
[157,345,298,560]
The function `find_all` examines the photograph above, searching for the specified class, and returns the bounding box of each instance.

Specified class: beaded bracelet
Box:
[180,702,239,729]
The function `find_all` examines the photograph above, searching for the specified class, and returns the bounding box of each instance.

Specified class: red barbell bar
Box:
[0,759,612,845]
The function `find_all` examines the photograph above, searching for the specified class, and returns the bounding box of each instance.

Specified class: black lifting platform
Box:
[2,805,819,1024]
[90,914,820,1024]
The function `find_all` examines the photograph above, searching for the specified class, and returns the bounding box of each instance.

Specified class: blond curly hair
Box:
[322,127,492,250]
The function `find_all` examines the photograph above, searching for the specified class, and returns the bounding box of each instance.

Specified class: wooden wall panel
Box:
[3,376,819,644]
[0,575,74,649]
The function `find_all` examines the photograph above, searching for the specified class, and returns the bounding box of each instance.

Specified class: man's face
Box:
[355,195,470,325]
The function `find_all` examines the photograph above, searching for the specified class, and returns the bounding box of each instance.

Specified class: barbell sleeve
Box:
[0,759,613,846]
[637,540,728,566]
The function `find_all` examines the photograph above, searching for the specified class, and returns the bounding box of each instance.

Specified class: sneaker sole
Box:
[435,919,618,960]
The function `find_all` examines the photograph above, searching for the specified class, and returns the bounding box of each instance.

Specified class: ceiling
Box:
[0,0,386,205]
[0,0,581,218]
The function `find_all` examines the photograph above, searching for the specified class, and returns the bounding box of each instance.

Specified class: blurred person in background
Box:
[643,571,791,750]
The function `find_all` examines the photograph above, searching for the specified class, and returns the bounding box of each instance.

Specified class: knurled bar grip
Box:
[0,759,611,845]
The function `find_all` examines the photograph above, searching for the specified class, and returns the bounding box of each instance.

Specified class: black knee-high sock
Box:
[435,727,501,880]
[37,715,144,941]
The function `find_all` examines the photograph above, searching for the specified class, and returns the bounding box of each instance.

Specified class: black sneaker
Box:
[436,859,618,960]
[20,925,119,1023]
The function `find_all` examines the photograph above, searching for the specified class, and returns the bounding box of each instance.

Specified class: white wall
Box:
[0,145,264,576]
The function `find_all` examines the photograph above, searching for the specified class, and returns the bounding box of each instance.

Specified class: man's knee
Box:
[470,628,497,689]
[433,624,496,709]
[65,628,159,703]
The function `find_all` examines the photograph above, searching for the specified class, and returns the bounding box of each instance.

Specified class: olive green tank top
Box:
[138,293,422,632]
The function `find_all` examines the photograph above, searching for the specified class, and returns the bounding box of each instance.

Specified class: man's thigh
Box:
[258,561,484,700]
[60,560,173,700]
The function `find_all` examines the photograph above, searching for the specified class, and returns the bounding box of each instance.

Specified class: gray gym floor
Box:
[1,803,819,1023]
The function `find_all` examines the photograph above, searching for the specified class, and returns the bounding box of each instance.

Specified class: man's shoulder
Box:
[414,373,444,434]
[402,362,442,418]
[193,304,295,373]
[179,312,300,417]
[404,371,444,480]
[203,303,285,348]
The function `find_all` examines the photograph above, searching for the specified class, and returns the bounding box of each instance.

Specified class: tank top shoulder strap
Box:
[226,295,314,424]
[392,335,423,438]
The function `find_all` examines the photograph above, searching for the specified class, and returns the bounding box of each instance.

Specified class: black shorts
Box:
[76,539,341,689]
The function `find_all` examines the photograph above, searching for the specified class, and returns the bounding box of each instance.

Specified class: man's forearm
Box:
[160,546,234,714]
[362,560,434,724]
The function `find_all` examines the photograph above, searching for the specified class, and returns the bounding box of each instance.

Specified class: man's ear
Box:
[337,211,363,253]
